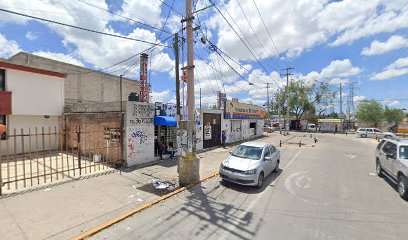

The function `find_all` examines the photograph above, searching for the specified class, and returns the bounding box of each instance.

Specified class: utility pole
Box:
[339,83,343,115]
[282,67,294,133]
[173,32,181,116]
[179,0,199,186]
[277,89,282,134]
[266,83,270,123]
[200,88,202,110]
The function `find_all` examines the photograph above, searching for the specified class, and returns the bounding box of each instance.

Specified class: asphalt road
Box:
[92,133,408,240]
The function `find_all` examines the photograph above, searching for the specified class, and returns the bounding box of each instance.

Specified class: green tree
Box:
[272,81,329,121]
[384,107,404,126]
[356,101,384,127]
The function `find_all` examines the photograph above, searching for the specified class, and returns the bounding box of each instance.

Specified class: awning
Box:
[154,116,177,127]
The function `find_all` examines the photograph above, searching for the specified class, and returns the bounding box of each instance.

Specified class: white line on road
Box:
[218,148,302,240]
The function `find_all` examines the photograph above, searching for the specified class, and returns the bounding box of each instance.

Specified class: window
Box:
[374,129,381,133]
[249,122,256,128]
[400,146,408,160]
[382,142,397,158]
[359,128,366,131]
[0,69,5,91]
[270,146,276,153]
[264,147,270,158]
[367,129,374,132]
[0,115,6,140]
[377,140,386,150]
[231,145,263,160]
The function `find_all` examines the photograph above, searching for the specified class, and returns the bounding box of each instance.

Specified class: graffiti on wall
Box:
[126,102,155,166]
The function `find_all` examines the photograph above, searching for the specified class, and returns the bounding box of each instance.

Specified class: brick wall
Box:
[65,113,122,165]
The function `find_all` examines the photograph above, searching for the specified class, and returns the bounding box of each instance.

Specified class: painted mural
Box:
[126,102,155,166]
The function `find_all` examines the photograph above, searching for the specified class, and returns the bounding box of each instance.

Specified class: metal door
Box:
[203,113,221,148]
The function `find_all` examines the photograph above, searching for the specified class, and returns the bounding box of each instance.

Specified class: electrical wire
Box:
[252,0,288,67]
[209,0,280,87]
[0,8,171,48]
[76,0,172,35]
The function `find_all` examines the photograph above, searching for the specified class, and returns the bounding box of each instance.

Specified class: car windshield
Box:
[231,145,263,160]
[400,146,408,159]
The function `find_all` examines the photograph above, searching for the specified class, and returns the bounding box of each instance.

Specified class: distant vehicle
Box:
[356,128,396,139]
[307,123,316,131]
[375,138,408,200]
[219,142,280,188]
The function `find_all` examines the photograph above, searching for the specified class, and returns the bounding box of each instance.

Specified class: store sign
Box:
[204,123,212,140]
[224,100,266,119]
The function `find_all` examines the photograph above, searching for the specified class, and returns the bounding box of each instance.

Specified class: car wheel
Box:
[273,159,280,173]
[361,134,367,138]
[398,175,408,200]
[376,160,384,178]
[256,172,264,189]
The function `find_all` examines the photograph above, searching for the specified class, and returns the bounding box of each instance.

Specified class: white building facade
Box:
[0,61,65,154]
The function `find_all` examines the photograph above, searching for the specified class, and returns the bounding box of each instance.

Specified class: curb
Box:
[73,172,220,240]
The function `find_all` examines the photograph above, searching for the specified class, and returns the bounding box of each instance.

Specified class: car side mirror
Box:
[264,156,271,161]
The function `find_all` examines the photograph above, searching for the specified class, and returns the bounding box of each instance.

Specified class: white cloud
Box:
[328,78,350,85]
[361,35,408,56]
[25,31,37,41]
[32,51,84,66]
[151,90,172,103]
[120,0,162,26]
[320,59,361,78]
[371,57,408,80]
[0,33,21,58]
[353,95,366,102]
[382,99,401,107]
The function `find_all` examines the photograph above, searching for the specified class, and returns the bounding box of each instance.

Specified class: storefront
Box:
[154,103,178,158]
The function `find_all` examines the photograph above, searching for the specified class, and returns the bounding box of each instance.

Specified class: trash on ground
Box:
[128,194,135,198]
[151,179,176,191]
[136,198,143,202]
[43,188,51,192]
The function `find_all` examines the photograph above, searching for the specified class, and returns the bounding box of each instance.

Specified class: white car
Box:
[356,128,396,139]
[219,142,280,188]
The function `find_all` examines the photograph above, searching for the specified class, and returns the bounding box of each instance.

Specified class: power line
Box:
[76,0,172,35]
[158,0,182,16]
[209,0,280,88]
[236,0,282,70]
[252,0,288,67]
[0,8,171,48]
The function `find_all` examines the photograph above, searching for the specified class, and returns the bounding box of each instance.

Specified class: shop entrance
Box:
[203,113,221,149]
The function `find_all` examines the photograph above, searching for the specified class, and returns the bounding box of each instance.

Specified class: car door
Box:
[387,143,398,177]
[263,146,273,175]
[373,128,382,138]
[367,129,375,138]
[381,142,396,174]
[270,145,278,170]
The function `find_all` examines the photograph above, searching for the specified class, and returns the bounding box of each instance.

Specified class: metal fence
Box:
[0,126,123,195]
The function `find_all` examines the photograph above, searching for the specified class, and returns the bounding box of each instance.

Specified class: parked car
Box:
[356,128,396,139]
[219,141,280,188]
[375,138,408,200]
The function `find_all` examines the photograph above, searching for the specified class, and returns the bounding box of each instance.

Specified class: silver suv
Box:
[357,128,396,139]
[375,138,408,200]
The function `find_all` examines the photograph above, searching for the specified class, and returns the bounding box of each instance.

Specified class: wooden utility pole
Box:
[179,0,199,186]
[266,83,270,121]
[282,67,294,133]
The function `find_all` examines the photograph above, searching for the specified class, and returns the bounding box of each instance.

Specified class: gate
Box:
[0,125,123,195]
[203,113,221,149]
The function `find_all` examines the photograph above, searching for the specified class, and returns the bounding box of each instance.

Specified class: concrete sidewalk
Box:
[0,132,307,240]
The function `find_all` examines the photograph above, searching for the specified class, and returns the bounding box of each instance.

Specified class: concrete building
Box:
[6,52,141,105]
[0,61,66,153]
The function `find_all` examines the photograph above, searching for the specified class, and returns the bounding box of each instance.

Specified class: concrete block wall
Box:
[8,52,140,104]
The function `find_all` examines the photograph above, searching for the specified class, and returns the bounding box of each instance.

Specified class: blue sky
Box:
[0,0,407,114]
